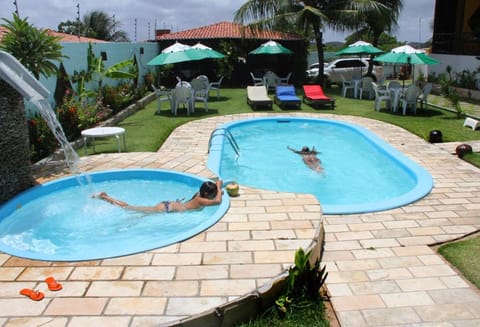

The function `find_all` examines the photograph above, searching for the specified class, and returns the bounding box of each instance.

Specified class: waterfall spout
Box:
[0,51,50,101]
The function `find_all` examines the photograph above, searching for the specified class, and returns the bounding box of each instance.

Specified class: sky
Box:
[0,0,436,43]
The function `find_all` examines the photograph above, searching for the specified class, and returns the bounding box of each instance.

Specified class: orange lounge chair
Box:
[302,85,335,109]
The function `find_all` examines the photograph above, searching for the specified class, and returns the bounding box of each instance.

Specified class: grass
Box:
[437,235,480,288]
[236,300,329,327]
[81,86,480,155]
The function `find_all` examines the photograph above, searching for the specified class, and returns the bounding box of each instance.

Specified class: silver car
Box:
[323,58,383,85]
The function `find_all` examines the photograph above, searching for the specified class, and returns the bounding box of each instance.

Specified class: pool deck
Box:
[1,112,480,326]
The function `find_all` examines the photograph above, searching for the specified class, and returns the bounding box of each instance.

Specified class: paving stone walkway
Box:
[1,112,479,327]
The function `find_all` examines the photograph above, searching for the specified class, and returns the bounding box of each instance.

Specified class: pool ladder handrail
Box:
[208,128,240,158]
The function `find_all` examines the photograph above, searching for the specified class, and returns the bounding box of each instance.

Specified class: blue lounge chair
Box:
[274,85,301,109]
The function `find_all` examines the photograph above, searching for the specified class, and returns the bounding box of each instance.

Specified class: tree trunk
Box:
[315,30,325,86]
[0,80,35,204]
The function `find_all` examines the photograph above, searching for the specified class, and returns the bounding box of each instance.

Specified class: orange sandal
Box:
[45,276,62,291]
[19,288,44,301]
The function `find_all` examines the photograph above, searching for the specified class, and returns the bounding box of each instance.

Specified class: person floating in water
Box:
[92,180,223,213]
[287,146,323,173]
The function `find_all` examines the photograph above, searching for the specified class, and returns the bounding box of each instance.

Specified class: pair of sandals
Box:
[19,276,62,301]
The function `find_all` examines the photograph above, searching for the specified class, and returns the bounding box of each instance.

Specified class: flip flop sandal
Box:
[45,276,63,291]
[19,288,44,301]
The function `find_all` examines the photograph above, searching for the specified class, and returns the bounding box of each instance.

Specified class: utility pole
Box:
[76,3,81,40]
[13,1,20,16]
[419,17,422,44]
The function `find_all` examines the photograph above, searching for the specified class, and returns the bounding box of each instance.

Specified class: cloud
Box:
[0,0,435,42]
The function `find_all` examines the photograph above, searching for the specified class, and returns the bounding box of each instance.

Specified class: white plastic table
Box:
[81,127,126,154]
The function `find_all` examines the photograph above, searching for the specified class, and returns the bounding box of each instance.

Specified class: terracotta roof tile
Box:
[0,26,107,43]
[158,21,302,41]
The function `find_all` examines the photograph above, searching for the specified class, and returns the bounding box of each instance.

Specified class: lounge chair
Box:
[247,85,273,109]
[302,85,335,109]
[274,85,301,109]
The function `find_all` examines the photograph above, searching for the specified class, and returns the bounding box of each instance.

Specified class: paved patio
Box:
[1,112,479,326]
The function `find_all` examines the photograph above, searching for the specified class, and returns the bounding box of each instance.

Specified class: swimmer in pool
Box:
[287,146,323,173]
[92,180,223,213]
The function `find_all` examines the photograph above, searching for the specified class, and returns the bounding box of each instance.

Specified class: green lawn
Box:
[82,87,480,155]
[438,236,480,288]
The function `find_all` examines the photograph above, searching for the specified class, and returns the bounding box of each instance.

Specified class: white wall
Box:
[430,54,480,80]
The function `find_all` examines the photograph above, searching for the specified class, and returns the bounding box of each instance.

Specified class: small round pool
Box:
[0,169,229,261]
[207,117,433,214]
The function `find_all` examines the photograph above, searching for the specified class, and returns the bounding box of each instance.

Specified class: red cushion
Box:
[303,85,331,100]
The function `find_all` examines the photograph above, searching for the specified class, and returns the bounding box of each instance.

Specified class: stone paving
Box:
[1,112,479,326]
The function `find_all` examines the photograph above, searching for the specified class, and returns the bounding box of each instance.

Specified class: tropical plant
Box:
[70,42,137,103]
[82,11,129,42]
[0,14,66,79]
[439,66,463,118]
[275,247,328,318]
[345,0,404,75]
[234,0,386,85]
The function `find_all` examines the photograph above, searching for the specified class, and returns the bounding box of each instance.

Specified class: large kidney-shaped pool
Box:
[207,117,433,214]
[0,169,230,261]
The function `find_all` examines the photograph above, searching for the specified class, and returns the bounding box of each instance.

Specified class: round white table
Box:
[81,127,126,154]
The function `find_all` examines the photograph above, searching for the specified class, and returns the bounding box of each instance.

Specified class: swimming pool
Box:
[207,117,433,214]
[0,169,230,261]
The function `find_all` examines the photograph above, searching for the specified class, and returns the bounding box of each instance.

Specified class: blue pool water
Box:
[0,169,229,261]
[208,117,433,214]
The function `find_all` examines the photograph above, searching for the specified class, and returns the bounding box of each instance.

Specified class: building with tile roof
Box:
[0,26,107,43]
[155,21,307,87]
[156,21,302,42]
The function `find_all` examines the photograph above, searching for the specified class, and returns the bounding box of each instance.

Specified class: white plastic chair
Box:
[190,78,209,112]
[151,85,172,114]
[340,75,355,97]
[208,76,224,99]
[417,82,432,109]
[388,81,402,112]
[263,71,280,92]
[250,72,263,86]
[372,82,391,111]
[401,85,421,115]
[172,84,193,116]
[358,76,374,100]
[279,72,292,85]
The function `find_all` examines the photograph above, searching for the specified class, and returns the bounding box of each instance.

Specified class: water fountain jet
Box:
[0,51,80,203]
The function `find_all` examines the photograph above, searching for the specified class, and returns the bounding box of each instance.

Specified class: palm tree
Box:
[345,0,403,74]
[0,15,65,203]
[82,11,129,42]
[0,15,65,79]
[234,0,385,85]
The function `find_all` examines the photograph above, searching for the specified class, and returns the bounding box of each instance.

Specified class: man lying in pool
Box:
[287,146,323,173]
[93,180,223,213]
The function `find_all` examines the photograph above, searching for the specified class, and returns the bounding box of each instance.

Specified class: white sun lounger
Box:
[247,85,273,110]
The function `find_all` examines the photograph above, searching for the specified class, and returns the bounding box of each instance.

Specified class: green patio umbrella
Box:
[335,40,384,56]
[375,45,440,84]
[249,40,293,55]
[147,42,224,66]
[191,42,225,59]
[374,45,440,65]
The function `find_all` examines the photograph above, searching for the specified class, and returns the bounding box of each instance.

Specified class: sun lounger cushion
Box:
[247,86,273,109]
[275,85,301,109]
[303,85,335,109]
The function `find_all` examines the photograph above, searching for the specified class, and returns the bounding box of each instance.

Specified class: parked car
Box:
[305,62,329,79]
[315,58,383,86]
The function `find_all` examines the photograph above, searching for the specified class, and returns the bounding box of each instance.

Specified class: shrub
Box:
[28,115,57,162]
